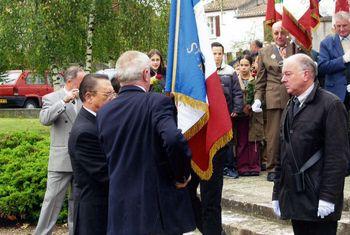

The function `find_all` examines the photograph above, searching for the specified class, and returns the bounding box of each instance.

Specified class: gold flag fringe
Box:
[173,92,209,140]
[191,129,233,180]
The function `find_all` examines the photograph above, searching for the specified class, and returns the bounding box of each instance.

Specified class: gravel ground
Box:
[0,224,68,235]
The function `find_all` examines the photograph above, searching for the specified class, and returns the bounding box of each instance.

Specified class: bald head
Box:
[272,21,282,31]
[272,21,288,47]
[282,54,316,96]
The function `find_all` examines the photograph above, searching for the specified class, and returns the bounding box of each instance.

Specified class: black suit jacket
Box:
[68,107,108,235]
[97,85,195,235]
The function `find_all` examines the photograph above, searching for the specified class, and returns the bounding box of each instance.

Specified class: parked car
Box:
[0,70,54,108]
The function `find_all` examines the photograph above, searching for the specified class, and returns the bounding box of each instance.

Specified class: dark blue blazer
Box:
[318,34,348,101]
[97,86,195,235]
[68,107,108,235]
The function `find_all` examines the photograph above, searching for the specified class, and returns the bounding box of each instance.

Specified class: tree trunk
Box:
[85,1,96,73]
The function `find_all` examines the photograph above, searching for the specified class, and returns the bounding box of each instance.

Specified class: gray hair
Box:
[284,54,317,78]
[333,11,350,25]
[272,21,282,31]
[64,66,84,82]
[115,51,150,83]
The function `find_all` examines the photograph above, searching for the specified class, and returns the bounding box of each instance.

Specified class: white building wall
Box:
[206,10,265,60]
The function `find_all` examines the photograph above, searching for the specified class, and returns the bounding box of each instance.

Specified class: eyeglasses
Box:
[91,90,116,98]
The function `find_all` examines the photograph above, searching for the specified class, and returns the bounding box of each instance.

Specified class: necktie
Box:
[279,46,286,58]
[292,97,300,116]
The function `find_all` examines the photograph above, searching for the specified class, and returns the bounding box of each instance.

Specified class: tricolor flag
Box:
[335,0,350,12]
[265,0,283,27]
[165,0,232,180]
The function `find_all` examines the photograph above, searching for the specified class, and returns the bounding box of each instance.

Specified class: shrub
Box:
[0,131,67,223]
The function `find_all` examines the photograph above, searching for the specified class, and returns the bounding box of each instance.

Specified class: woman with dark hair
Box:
[235,54,264,176]
[147,49,166,93]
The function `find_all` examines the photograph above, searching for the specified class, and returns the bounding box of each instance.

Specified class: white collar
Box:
[83,106,96,116]
[63,87,69,95]
[135,85,146,92]
[339,35,350,41]
[296,83,315,106]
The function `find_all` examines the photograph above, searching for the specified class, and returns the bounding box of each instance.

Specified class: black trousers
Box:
[224,140,237,170]
[188,146,226,235]
[291,220,337,235]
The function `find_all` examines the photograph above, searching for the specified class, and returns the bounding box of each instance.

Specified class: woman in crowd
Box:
[235,54,264,176]
[147,49,166,93]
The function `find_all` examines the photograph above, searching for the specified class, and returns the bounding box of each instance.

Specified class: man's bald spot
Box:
[272,21,283,31]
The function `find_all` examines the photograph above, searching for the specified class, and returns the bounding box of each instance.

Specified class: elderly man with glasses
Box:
[272,54,349,235]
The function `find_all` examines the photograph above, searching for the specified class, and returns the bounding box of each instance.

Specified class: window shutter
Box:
[215,15,220,37]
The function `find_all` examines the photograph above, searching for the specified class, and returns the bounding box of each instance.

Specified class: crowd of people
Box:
[32,11,350,235]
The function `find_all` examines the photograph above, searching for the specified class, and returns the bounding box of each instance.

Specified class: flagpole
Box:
[171,0,181,93]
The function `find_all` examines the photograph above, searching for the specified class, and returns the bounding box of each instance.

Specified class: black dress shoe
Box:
[250,171,260,176]
[267,172,276,182]
[240,172,250,176]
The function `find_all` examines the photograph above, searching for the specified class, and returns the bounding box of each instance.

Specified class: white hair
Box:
[333,11,350,26]
[284,54,317,78]
[115,51,150,83]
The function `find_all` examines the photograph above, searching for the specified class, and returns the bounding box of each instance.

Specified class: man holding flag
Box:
[166,0,233,234]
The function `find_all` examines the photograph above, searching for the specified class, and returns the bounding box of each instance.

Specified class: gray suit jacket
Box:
[39,89,82,172]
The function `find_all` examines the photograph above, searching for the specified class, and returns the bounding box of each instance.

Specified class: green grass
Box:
[0,118,49,135]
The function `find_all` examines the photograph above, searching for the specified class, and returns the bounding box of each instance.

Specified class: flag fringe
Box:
[191,129,233,180]
[174,92,209,140]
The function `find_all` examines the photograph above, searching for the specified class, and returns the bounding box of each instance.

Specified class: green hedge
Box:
[0,131,67,223]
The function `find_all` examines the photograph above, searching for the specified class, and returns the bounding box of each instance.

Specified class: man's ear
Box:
[143,69,150,83]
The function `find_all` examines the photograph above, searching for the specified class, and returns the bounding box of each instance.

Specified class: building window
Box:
[207,15,220,37]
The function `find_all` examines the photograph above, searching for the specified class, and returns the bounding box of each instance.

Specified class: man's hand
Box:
[272,200,281,217]
[343,52,350,63]
[251,99,262,113]
[63,89,79,103]
[175,175,191,189]
[231,112,238,118]
[317,199,335,219]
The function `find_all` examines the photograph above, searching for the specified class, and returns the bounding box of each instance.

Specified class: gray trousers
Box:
[35,171,74,235]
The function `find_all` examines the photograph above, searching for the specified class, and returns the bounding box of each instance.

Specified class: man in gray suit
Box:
[35,66,85,235]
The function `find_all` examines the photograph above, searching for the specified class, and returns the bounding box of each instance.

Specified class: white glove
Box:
[272,200,281,217]
[317,199,335,219]
[343,52,350,63]
[347,84,350,93]
[251,99,262,113]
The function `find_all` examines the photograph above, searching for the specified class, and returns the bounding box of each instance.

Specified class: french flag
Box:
[165,0,232,180]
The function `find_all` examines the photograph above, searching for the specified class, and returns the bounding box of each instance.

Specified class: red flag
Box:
[282,0,316,51]
[335,0,350,13]
[265,0,283,27]
[310,0,320,28]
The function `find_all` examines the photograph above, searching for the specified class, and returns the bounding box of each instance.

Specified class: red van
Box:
[0,70,54,108]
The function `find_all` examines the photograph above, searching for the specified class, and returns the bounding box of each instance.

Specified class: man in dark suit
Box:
[318,11,350,108]
[68,74,115,235]
[96,50,195,235]
[272,54,349,235]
